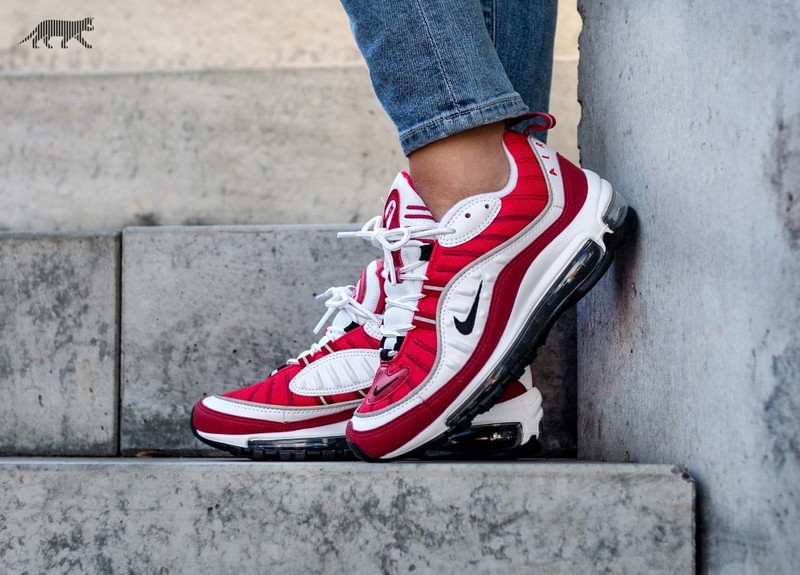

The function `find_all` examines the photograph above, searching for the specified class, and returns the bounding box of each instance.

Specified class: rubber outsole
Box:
[347,422,542,462]
[411,423,541,460]
[190,407,539,461]
[189,409,354,461]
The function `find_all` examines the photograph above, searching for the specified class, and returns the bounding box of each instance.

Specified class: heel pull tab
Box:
[505,112,557,135]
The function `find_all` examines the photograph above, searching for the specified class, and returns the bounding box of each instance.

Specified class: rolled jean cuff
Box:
[398,93,529,156]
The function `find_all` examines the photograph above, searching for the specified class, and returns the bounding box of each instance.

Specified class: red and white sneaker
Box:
[191,260,386,460]
[342,114,635,461]
[191,259,544,460]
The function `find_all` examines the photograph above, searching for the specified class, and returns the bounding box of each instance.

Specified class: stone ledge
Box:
[0,232,119,455]
[0,459,695,574]
[3,0,362,74]
[0,68,400,232]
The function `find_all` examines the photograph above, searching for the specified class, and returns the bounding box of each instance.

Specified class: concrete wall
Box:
[577,2,800,573]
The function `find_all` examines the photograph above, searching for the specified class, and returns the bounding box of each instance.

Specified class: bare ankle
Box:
[408,122,509,220]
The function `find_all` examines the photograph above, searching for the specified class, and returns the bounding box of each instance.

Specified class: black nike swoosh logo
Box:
[372,377,398,397]
[454,281,483,335]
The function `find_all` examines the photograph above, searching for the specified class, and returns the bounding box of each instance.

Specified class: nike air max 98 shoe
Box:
[342,113,635,461]
[190,259,544,460]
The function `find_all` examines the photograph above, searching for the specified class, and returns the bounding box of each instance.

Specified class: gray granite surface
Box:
[0,232,119,455]
[0,460,694,574]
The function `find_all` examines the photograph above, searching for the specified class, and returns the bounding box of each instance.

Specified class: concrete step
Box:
[3,0,363,74]
[2,2,396,232]
[0,64,579,232]
[0,231,119,456]
[0,459,695,574]
[0,65,578,233]
[0,226,577,457]
[0,68,401,232]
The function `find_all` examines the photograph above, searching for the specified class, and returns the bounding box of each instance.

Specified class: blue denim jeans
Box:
[339,0,558,154]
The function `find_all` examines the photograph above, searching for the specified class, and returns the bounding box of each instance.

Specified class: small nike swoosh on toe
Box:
[372,377,398,398]
[453,282,483,336]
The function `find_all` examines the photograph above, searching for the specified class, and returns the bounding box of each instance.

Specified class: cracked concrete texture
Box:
[577,1,800,572]
[0,460,694,574]
[120,225,578,456]
[0,232,118,454]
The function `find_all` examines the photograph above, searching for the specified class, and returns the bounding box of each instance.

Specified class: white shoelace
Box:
[283,285,379,368]
[339,216,453,347]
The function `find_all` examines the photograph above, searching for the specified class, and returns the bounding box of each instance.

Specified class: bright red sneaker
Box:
[342,114,635,461]
[190,259,544,460]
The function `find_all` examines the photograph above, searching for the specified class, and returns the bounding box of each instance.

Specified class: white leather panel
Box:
[439,196,502,247]
[202,395,359,422]
[289,349,379,395]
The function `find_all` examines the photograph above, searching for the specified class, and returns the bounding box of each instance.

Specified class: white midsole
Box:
[375,169,615,459]
[196,420,348,448]
[198,392,543,449]
[202,394,361,423]
[471,386,543,445]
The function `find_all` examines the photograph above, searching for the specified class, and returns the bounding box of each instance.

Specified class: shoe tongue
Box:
[377,174,436,356]
[353,259,386,315]
[382,172,435,229]
[328,259,385,332]
[380,172,435,285]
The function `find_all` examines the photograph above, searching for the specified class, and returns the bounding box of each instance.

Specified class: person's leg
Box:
[340,2,634,461]
[408,122,508,220]
[339,0,528,156]
[340,0,557,220]
[485,0,558,126]
[410,0,558,219]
